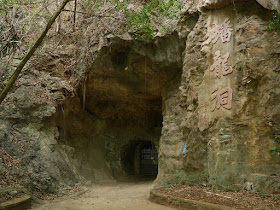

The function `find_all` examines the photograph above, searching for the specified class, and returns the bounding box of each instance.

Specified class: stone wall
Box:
[158,0,280,192]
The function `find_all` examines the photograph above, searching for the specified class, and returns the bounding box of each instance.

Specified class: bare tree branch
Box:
[0,0,72,104]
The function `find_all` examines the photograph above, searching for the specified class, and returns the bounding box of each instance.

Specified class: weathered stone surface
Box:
[183,0,280,12]
[198,0,249,10]
[157,0,280,192]
[0,194,31,210]
[256,0,280,12]
[0,51,82,195]
[0,0,279,197]
[0,158,4,174]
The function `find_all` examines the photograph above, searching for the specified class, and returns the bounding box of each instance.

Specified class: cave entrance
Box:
[121,140,158,180]
[63,35,184,182]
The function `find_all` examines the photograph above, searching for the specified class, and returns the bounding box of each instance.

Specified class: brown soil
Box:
[156,185,280,210]
[0,185,84,204]
[32,181,175,210]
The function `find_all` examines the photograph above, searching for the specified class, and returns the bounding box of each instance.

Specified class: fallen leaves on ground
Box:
[156,185,280,210]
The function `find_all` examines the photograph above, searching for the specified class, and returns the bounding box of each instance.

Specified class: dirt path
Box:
[32,181,176,210]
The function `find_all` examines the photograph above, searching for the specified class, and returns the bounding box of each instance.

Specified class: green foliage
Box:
[164,170,209,186]
[125,5,154,39]
[172,169,184,184]
[268,134,280,156]
[183,172,209,186]
[164,177,171,185]
[274,134,280,144]
[124,0,183,39]
[268,135,280,156]
[268,13,280,33]
[269,147,280,156]
[157,0,183,18]
[79,0,183,39]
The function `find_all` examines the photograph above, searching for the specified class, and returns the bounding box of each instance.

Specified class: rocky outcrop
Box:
[0,45,81,196]
[0,0,279,197]
[158,0,280,192]
[256,0,280,12]
[0,86,81,195]
[184,0,280,12]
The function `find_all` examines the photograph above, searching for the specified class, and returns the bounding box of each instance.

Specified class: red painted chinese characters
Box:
[210,50,233,79]
[199,17,234,127]
[211,87,232,112]
[211,18,233,43]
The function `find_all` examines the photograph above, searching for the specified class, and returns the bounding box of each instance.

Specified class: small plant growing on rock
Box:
[269,147,280,156]
[269,134,280,156]
[183,172,209,186]
[163,171,209,186]
[172,170,184,184]
[274,134,280,144]
[268,13,280,33]
[164,177,171,185]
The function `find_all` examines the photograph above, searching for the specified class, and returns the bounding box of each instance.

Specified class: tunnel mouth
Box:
[120,140,158,181]
[55,34,184,183]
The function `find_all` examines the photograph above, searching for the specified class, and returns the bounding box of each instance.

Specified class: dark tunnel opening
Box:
[121,140,158,180]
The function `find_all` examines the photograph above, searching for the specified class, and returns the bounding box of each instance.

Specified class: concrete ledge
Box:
[0,194,31,210]
[149,190,233,210]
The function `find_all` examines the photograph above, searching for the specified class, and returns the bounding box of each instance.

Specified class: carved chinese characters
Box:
[211,87,232,112]
[209,18,233,113]
[199,18,234,128]
[210,51,233,79]
[211,18,233,43]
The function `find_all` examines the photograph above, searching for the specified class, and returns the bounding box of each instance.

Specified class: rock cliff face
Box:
[0,0,279,195]
[158,0,280,192]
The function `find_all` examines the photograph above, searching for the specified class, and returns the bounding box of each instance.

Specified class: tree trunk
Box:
[0,0,71,104]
